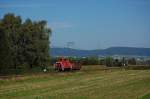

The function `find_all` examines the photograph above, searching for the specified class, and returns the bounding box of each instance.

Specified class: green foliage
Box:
[105,57,128,67]
[128,58,136,65]
[141,93,150,99]
[113,59,122,67]
[0,13,51,73]
[99,59,105,65]
[50,57,59,65]
[105,56,113,67]
[79,56,100,65]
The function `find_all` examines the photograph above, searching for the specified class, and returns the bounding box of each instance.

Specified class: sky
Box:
[0,0,150,50]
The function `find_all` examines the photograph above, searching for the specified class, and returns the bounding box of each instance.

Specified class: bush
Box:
[105,57,113,67]
[80,56,100,65]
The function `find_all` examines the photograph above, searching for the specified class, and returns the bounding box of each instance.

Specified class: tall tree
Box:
[0,13,22,69]
[0,13,52,71]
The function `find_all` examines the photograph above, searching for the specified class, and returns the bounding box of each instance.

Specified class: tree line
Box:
[51,56,138,67]
[0,13,51,73]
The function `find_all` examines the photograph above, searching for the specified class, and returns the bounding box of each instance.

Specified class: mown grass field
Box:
[0,65,150,99]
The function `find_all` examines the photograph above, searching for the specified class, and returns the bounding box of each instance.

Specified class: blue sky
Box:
[0,0,150,49]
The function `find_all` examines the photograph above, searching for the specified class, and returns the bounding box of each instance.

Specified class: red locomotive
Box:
[54,57,81,71]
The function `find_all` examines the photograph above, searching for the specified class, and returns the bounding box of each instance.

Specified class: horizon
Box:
[1,0,150,50]
[51,46,150,50]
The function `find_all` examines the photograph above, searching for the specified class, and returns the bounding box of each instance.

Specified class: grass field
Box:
[0,66,150,99]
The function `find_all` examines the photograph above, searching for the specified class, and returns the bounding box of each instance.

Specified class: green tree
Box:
[22,19,51,68]
[105,57,113,67]
[128,58,136,65]
[0,13,52,73]
[0,13,22,69]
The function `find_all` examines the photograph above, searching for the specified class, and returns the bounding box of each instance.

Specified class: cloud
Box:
[0,4,52,8]
[50,22,73,29]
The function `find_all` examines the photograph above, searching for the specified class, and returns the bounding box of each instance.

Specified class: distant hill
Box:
[50,47,150,57]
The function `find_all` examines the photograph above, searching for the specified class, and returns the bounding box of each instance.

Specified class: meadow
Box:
[0,66,150,99]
